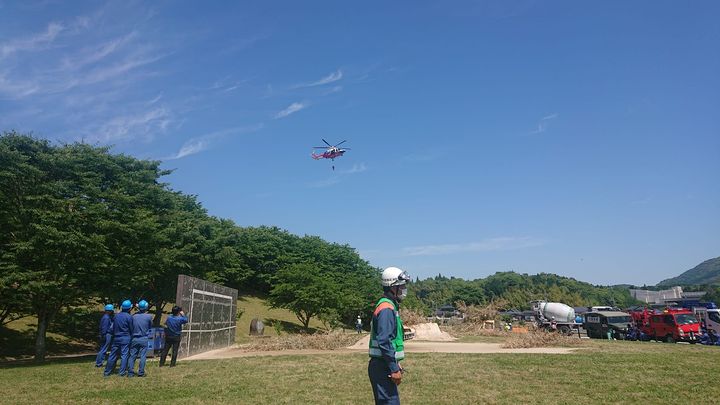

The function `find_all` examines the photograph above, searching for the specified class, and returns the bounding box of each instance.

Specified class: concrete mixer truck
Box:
[530,300,579,335]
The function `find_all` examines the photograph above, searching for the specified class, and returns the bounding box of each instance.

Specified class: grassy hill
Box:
[235,295,326,343]
[657,256,720,287]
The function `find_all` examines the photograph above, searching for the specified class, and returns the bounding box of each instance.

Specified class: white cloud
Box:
[0,73,40,97]
[0,22,64,58]
[146,93,163,105]
[340,163,367,174]
[172,138,208,159]
[90,107,171,143]
[402,237,546,256]
[322,85,343,96]
[58,32,136,72]
[292,69,343,88]
[274,102,306,119]
[531,113,558,134]
[165,124,264,160]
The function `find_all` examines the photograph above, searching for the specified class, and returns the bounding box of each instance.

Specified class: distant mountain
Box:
[657,257,720,287]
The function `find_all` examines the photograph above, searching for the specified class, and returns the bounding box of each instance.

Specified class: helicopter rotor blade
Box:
[334,140,347,147]
[322,139,332,147]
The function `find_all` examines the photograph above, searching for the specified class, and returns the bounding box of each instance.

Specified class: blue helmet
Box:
[138,300,149,310]
[121,300,132,310]
[104,304,114,311]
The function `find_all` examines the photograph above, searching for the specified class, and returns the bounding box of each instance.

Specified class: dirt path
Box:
[186,340,576,361]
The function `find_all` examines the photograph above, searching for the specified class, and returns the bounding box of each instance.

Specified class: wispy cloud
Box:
[274,102,306,119]
[322,85,343,96]
[530,113,558,134]
[172,138,209,159]
[402,237,546,256]
[0,22,64,58]
[165,124,264,160]
[292,69,343,89]
[58,31,136,72]
[89,107,171,143]
[146,93,162,105]
[340,163,367,174]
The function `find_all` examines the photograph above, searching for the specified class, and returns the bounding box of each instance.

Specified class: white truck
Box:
[530,300,578,335]
[693,306,720,336]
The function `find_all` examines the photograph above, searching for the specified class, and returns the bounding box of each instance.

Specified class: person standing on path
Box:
[368,266,411,405]
[159,305,188,367]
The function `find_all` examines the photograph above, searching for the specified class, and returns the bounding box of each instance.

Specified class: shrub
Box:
[240,330,361,351]
[502,330,588,349]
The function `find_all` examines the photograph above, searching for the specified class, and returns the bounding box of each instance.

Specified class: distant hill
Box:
[657,257,720,287]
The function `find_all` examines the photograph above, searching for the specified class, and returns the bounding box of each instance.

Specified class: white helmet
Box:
[381,267,411,287]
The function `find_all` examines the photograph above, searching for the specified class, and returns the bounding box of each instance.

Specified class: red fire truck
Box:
[629,307,700,343]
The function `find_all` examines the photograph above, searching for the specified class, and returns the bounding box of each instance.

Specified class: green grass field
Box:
[4,298,720,404]
[1,340,719,404]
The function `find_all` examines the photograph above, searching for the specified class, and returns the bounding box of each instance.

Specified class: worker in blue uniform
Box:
[159,305,188,367]
[128,300,153,377]
[104,299,134,377]
[368,266,411,405]
[95,304,114,367]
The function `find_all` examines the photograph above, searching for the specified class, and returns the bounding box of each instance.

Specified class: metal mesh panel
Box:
[175,274,238,359]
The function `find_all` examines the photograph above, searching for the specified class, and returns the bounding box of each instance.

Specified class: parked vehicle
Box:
[583,311,632,339]
[530,301,578,335]
[691,303,720,337]
[629,308,700,343]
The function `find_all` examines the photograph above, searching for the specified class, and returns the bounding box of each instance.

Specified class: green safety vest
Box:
[368,297,405,360]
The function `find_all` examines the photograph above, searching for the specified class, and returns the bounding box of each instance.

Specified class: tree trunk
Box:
[34,310,50,362]
[153,301,165,326]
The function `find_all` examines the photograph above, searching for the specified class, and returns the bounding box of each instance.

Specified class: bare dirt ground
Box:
[186,339,576,361]
[186,323,576,360]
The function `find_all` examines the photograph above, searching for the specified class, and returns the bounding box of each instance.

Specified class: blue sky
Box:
[1,1,718,286]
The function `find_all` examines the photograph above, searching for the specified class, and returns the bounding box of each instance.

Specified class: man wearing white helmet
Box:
[368,266,411,405]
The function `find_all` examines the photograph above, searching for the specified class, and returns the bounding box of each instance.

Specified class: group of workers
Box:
[95,300,188,377]
[93,266,411,404]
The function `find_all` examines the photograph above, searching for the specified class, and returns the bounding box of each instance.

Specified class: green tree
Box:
[0,134,130,361]
[268,262,342,330]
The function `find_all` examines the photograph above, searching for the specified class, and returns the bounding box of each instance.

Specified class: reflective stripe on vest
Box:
[368,297,404,360]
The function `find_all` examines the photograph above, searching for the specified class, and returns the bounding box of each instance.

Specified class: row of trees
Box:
[404,272,639,314]
[0,132,381,361]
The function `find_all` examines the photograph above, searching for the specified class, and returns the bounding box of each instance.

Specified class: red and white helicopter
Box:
[311,139,350,170]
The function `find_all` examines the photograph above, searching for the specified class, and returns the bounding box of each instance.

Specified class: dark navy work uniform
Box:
[104,311,134,376]
[160,314,188,367]
[128,312,153,376]
[95,312,113,367]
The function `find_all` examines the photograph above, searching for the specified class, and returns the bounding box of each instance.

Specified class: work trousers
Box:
[95,333,112,367]
[128,337,149,376]
[368,357,400,405]
[104,335,131,376]
[160,335,181,367]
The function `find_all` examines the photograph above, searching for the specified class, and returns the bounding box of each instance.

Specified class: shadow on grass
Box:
[265,318,319,334]
[0,352,96,369]
[0,327,95,366]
